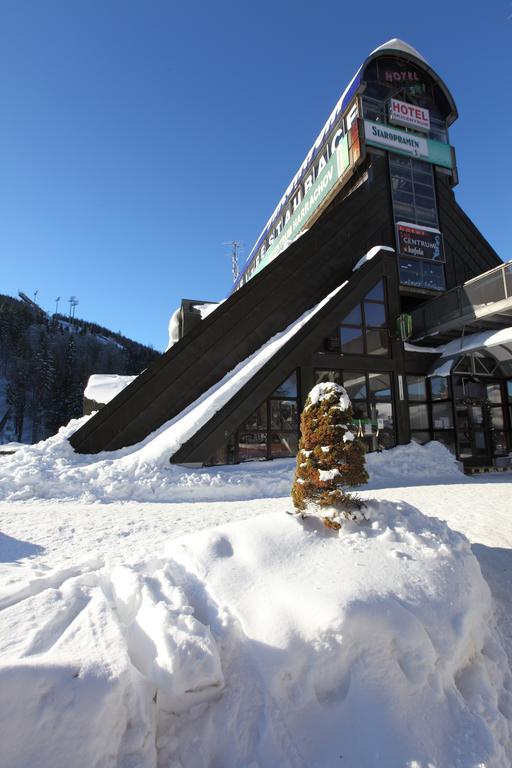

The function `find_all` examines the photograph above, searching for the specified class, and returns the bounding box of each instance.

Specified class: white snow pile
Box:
[84,374,137,406]
[0,413,462,503]
[1,503,511,767]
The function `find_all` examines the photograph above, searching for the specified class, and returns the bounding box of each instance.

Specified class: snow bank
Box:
[0,420,464,504]
[1,504,510,767]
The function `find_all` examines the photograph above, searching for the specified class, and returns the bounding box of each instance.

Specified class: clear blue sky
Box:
[0,1,510,350]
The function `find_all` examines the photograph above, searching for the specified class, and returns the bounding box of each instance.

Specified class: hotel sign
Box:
[364,120,453,168]
[396,222,444,262]
[388,98,430,132]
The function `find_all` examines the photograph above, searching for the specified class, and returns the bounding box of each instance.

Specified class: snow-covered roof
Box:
[84,374,137,405]
[439,327,512,359]
[352,245,395,272]
[370,38,428,64]
[427,326,512,377]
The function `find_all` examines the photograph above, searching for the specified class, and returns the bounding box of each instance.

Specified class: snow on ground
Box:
[0,441,511,767]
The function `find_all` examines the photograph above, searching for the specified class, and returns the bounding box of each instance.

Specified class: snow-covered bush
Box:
[292,382,368,527]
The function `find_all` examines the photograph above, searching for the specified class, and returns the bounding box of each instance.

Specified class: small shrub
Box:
[291,382,368,527]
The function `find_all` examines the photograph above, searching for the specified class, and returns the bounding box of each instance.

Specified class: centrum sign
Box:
[253,136,350,278]
[364,120,453,168]
[389,98,430,132]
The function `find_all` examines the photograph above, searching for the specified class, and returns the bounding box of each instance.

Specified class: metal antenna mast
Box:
[223,240,243,283]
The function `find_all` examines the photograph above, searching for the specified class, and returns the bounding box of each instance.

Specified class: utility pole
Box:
[69,296,79,321]
[223,240,242,284]
[55,297,61,315]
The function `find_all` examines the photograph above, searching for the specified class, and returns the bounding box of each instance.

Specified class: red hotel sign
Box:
[389,98,430,133]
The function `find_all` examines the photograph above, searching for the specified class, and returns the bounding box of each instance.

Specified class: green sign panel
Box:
[253,135,350,277]
[363,120,453,169]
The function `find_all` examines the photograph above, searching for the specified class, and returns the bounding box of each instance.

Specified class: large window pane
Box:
[365,281,385,302]
[238,432,267,462]
[366,328,389,356]
[270,400,298,430]
[371,402,395,448]
[369,372,392,400]
[272,371,298,398]
[351,403,369,423]
[343,371,367,400]
[399,257,422,286]
[340,326,364,355]
[341,305,362,325]
[314,369,342,386]
[270,432,298,458]
[486,383,503,404]
[432,402,453,429]
[242,404,267,430]
[430,376,450,400]
[407,375,427,401]
[364,302,386,327]
[409,404,429,429]
[491,407,505,430]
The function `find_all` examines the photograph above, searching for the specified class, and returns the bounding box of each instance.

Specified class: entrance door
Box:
[455,400,492,465]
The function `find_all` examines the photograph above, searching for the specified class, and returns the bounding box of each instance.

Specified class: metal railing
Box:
[411,261,512,339]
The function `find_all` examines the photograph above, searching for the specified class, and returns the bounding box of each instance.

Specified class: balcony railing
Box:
[411,261,512,339]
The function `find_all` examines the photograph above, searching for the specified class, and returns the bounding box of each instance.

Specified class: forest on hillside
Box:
[0,294,160,444]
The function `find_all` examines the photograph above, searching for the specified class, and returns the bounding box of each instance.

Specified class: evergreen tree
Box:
[30,334,56,442]
[292,382,368,528]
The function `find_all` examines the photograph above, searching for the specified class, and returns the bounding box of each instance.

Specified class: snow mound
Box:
[366,439,462,486]
[1,503,510,767]
[0,420,464,503]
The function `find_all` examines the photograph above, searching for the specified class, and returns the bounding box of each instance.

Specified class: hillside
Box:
[0,293,159,445]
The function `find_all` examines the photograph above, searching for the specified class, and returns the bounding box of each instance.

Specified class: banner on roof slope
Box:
[252,135,351,279]
[364,120,452,168]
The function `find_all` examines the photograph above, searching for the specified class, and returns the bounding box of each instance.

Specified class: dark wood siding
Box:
[436,171,502,288]
[71,157,395,454]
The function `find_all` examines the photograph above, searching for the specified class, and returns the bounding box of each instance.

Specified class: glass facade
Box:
[389,155,446,292]
[314,369,395,452]
[236,371,299,463]
[339,281,390,357]
[405,368,512,462]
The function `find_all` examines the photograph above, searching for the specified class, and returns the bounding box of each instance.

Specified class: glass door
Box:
[455,401,491,463]
[452,375,509,464]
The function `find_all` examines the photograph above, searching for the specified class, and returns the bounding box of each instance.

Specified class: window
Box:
[406,374,455,452]
[235,371,299,463]
[389,156,438,228]
[314,368,396,452]
[339,281,389,357]
[390,156,445,292]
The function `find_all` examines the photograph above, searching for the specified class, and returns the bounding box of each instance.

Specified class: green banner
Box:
[254,135,350,277]
[364,120,453,169]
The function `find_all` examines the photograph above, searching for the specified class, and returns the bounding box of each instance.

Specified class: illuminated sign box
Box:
[389,98,430,132]
[396,222,445,262]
